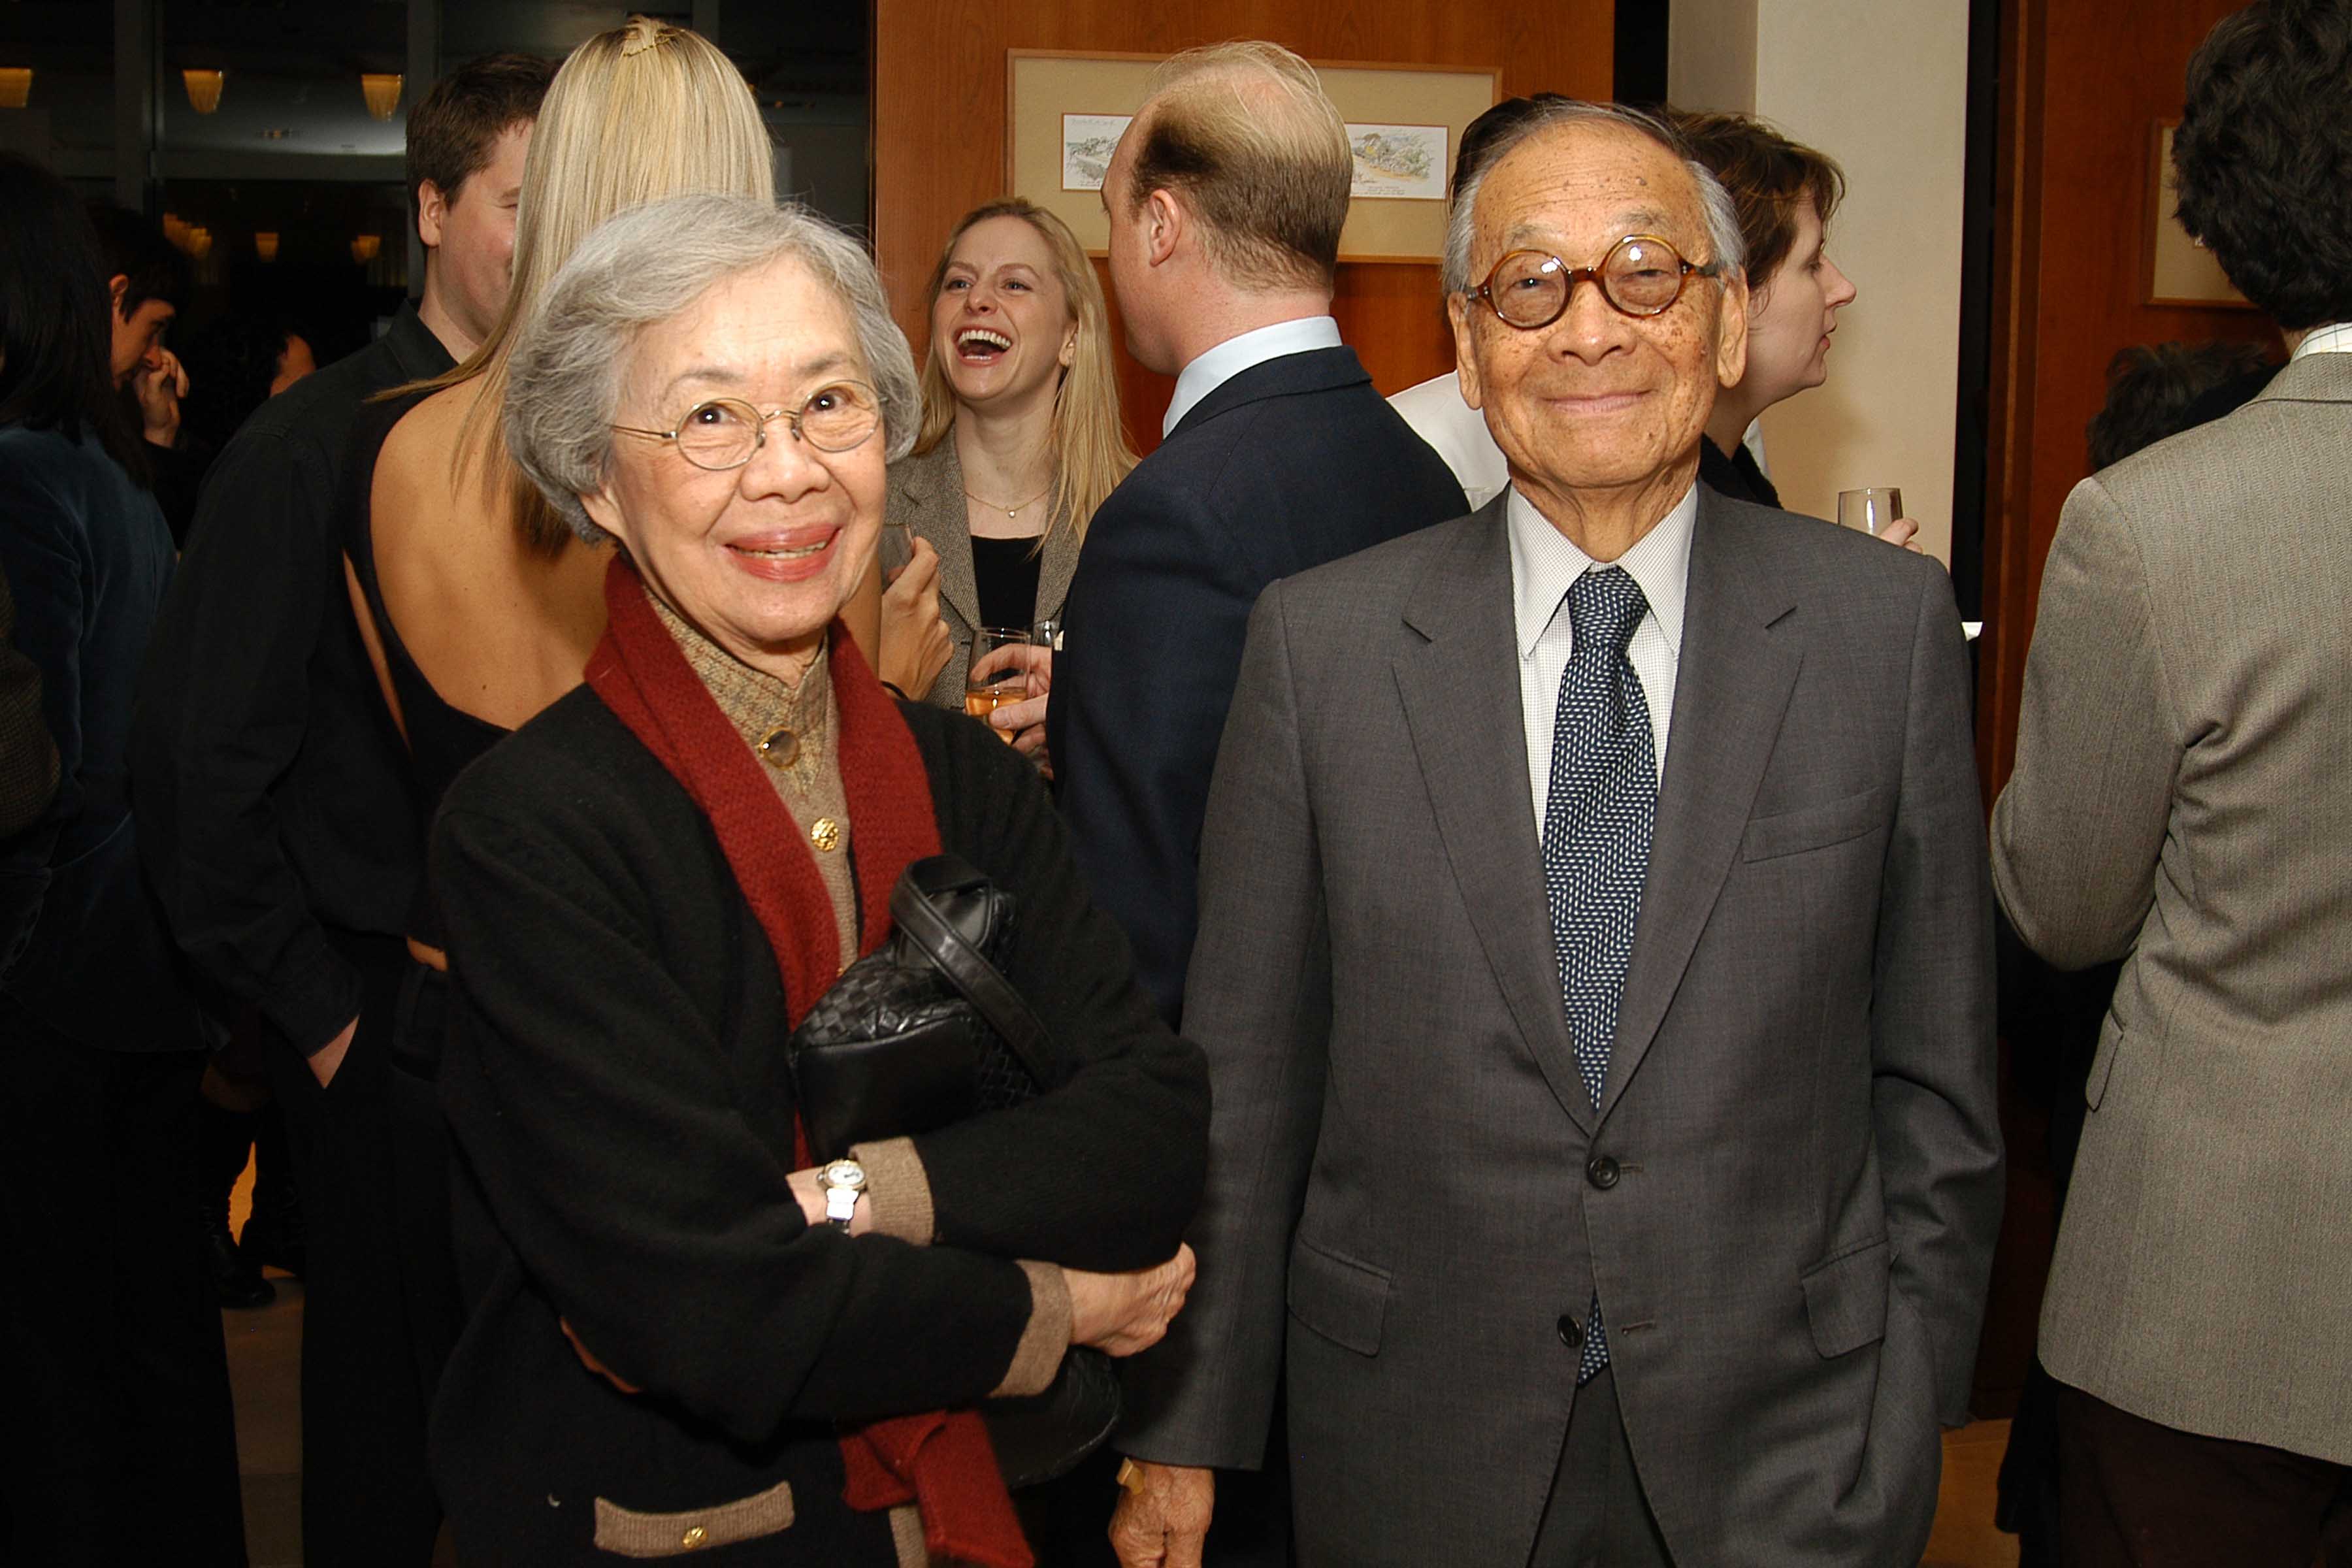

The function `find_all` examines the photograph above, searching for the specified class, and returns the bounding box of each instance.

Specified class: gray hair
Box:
[1441,99,1746,301]
[504,192,921,543]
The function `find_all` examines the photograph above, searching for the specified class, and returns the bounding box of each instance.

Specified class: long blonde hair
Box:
[913,199,1135,549]
[414,16,776,553]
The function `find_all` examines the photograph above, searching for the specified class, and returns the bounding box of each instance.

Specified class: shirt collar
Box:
[2292,322,2352,361]
[1505,479,1698,661]
[1162,316,1343,436]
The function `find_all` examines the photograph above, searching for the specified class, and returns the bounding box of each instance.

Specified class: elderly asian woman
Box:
[427,192,1207,1567]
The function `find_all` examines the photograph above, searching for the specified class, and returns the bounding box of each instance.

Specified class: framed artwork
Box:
[2146,122,2252,308]
[1007,50,1500,263]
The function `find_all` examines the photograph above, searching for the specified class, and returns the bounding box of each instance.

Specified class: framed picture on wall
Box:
[2145,122,2253,308]
[1007,50,1499,263]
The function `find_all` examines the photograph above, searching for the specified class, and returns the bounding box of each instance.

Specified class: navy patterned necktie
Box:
[1540,565,1658,1384]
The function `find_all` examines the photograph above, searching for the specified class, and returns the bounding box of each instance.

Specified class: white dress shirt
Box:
[1509,481,1698,836]
[1162,316,1343,436]
[2293,321,2352,360]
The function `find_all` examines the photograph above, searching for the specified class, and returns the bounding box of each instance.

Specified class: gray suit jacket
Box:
[1123,489,2001,1567]
[882,437,1079,710]
[1992,352,2352,1465]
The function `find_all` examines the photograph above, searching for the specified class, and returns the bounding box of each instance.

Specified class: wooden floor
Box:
[223,1165,2025,1567]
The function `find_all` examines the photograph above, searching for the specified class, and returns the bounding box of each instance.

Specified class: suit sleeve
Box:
[432,797,1050,1441]
[1872,563,2004,1427]
[131,427,365,1053]
[1050,476,1259,1026]
[906,717,1209,1273]
[1990,476,2176,968]
[1119,585,1331,1471]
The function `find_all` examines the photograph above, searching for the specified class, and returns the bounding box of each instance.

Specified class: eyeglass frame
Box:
[609,380,883,471]
[1463,235,1723,329]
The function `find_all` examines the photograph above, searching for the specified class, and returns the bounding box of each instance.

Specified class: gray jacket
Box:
[1123,488,2002,1567]
[881,437,1079,709]
[1993,351,2352,1465]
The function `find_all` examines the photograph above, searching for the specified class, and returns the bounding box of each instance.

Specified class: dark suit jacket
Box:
[132,303,449,1054]
[1123,490,2002,1566]
[431,687,1206,1564]
[0,423,203,1050]
[1046,344,1465,1024]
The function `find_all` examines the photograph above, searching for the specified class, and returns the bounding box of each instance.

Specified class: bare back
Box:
[361,380,612,734]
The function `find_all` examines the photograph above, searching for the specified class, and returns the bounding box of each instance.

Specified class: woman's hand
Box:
[879,537,953,697]
[785,1166,875,1235]
[968,642,1054,775]
[1062,1245,1196,1357]
[133,346,187,448]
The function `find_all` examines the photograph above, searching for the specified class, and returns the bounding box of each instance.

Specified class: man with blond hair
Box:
[1049,42,1463,1026]
[1047,44,1461,1562]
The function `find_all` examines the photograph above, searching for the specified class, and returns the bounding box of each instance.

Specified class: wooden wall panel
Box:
[873,1,1612,455]
[1976,0,2276,800]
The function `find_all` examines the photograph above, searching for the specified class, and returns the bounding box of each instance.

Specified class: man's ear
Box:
[1144,188,1183,269]
[1714,271,1750,391]
[1446,294,1485,412]
[416,180,449,250]
[108,274,131,320]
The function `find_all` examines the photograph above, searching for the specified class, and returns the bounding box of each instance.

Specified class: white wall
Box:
[1671,0,1970,563]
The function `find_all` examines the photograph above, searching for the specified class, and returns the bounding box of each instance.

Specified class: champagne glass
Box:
[1836,487,1904,536]
[965,627,1032,742]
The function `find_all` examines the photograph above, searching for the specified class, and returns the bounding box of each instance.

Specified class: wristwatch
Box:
[817,1159,867,1230]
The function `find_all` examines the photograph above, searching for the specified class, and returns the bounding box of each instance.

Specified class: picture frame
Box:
[1007,50,1500,263]
[2145,121,2252,309]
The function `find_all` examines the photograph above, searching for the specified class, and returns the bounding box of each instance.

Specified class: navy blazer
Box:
[0,423,203,1049]
[1047,345,1466,1024]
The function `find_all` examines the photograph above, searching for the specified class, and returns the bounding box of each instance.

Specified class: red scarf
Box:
[585,557,1034,1568]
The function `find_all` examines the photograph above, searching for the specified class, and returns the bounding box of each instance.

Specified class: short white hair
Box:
[504,192,920,543]
[1441,99,1746,301]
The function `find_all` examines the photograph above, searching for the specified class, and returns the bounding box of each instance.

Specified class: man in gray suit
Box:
[1993,3,2352,1558]
[1111,99,2000,1568]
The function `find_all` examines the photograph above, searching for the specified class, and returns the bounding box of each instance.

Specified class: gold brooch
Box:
[809,817,841,853]
[756,725,799,770]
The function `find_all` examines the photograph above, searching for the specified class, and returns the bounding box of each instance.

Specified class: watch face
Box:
[824,1160,866,1188]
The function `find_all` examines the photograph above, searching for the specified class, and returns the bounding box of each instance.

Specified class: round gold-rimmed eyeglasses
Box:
[1467,236,1720,329]
[611,380,882,470]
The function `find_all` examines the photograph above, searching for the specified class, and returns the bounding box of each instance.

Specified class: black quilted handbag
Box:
[787,853,1121,1488]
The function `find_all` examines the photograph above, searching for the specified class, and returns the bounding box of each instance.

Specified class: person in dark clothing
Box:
[431,188,1206,1567]
[178,312,316,458]
[129,50,554,1568]
[1991,329,2284,1568]
[1047,45,1465,1568]
[85,204,205,543]
[0,151,245,1568]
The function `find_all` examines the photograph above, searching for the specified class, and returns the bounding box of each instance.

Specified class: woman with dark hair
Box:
[0,152,246,1566]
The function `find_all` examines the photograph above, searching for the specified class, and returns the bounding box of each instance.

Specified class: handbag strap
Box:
[889,875,1058,1088]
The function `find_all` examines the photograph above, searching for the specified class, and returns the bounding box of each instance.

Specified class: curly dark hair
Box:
[2173,0,2352,330]
[2085,340,2276,470]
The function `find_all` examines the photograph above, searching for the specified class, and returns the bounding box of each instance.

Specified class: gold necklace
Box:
[961,480,1053,523]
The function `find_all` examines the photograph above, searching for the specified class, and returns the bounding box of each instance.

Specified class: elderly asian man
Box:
[1113,99,2000,1568]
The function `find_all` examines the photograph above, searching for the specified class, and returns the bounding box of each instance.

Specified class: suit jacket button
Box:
[1586,1155,1620,1190]
[1558,1313,1584,1348]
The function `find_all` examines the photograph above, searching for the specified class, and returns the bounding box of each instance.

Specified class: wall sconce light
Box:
[255,232,280,263]
[182,69,225,115]
[186,226,213,259]
[0,69,33,110]
[359,73,403,122]
[351,235,383,265]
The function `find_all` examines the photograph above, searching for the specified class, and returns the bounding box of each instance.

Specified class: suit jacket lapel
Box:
[1599,491,1799,1123]
[893,440,981,632]
[1394,501,1595,1133]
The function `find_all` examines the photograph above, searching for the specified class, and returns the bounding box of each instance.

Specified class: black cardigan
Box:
[429,687,1208,1565]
